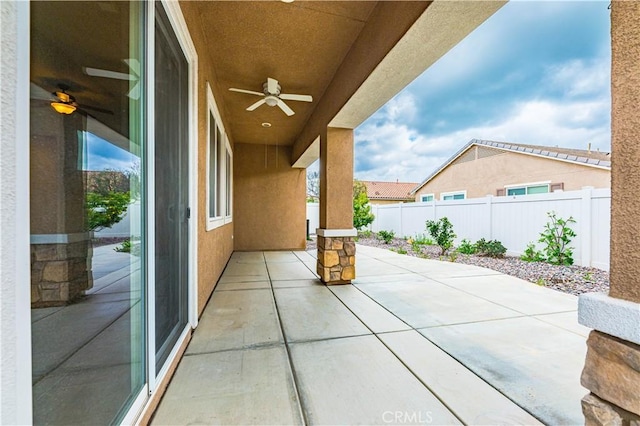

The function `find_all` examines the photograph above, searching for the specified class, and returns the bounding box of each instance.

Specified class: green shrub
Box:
[378,230,395,244]
[521,242,545,262]
[426,217,456,255]
[86,191,130,231]
[359,230,372,239]
[475,238,507,258]
[394,247,407,255]
[115,239,131,253]
[413,233,434,245]
[457,239,477,255]
[538,211,576,265]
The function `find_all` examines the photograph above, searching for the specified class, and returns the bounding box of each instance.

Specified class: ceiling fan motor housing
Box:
[263,81,281,96]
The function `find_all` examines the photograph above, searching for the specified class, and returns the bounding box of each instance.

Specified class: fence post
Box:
[486,195,493,240]
[398,203,403,237]
[581,187,594,267]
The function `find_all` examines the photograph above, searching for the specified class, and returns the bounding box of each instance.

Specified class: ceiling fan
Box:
[229,77,312,116]
[31,83,113,116]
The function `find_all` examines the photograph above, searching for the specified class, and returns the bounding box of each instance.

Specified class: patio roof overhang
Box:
[184,0,506,166]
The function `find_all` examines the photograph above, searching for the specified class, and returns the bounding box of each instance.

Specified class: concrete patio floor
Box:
[152,245,591,425]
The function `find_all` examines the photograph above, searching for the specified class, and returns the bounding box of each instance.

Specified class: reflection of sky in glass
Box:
[84,132,139,171]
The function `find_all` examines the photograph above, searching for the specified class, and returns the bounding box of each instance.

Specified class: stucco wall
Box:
[181,2,235,315]
[1,1,31,423]
[234,143,306,251]
[415,151,610,201]
[610,1,640,304]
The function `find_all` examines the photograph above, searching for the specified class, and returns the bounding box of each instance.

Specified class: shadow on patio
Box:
[152,245,589,425]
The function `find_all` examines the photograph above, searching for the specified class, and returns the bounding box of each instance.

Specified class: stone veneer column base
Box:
[582,393,640,426]
[578,292,640,425]
[316,230,356,285]
[31,239,93,307]
[580,330,640,419]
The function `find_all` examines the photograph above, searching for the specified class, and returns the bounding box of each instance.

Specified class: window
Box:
[505,183,549,196]
[206,83,232,230]
[441,191,466,201]
[420,194,434,202]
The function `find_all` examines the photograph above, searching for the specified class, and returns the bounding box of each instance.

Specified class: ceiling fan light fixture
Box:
[50,101,76,115]
[265,95,278,107]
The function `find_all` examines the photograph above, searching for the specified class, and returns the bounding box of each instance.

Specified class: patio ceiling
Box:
[188,0,507,165]
[190,1,428,148]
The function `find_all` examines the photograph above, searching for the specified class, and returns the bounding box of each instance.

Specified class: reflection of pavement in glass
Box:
[31,244,142,425]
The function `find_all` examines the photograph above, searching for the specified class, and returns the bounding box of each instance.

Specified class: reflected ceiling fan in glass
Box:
[31,83,114,116]
[83,58,141,100]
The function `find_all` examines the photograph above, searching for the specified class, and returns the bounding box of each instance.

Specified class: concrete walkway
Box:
[152,245,590,425]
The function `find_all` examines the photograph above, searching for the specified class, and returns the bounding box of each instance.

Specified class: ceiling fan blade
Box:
[276,99,295,116]
[246,99,266,111]
[78,103,114,115]
[84,67,136,81]
[229,88,264,96]
[30,83,55,101]
[267,77,278,94]
[280,93,313,102]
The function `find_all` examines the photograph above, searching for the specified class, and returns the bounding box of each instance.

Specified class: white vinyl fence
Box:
[307,188,611,271]
[307,203,320,236]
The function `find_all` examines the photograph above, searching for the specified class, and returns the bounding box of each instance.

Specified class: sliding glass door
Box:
[29,2,146,424]
[154,3,190,374]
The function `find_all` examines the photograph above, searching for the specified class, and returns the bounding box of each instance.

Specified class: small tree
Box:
[426,217,456,255]
[538,211,576,265]
[86,191,131,231]
[85,168,134,232]
[353,180,375,230]
[306,170,320,202]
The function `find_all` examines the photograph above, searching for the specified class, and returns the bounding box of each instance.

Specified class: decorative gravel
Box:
[334,235,609,296]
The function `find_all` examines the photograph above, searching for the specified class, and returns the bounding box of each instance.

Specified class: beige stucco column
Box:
[316,127,356,284]
[577,2,640,424]
[30,103,93,307]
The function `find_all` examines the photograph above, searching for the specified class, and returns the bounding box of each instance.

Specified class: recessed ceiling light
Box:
[281,0,294,3]
[262,122,272,128]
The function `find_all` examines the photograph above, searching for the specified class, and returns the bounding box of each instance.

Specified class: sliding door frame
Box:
[145,0,199,397]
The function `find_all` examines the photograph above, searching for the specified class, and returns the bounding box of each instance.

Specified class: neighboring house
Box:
[361,180,418,204]
[412,139,611,202]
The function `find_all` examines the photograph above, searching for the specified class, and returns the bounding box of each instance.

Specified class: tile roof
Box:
[361,180,418,200]
[411,139,611,195]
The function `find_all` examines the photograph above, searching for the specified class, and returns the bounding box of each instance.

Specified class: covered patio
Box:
[152,245,587,425]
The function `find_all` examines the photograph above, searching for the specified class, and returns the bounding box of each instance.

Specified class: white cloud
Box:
[355,97,610,183]
[547,59,610,97]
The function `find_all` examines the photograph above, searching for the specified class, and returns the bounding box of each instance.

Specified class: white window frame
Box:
[206,82,232,230]
[420,193,435,202]
[441,190,467,201]
[504,181,550,196]
[224,137,233,221]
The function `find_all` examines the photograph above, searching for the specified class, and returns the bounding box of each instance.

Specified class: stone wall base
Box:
[316,235,355,284]
[31,241,93,307]
[581,330,640,418]
[582,393,640,426]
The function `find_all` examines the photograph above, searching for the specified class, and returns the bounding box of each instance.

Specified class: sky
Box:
[84,132,139,171]
[353,0,612,183]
